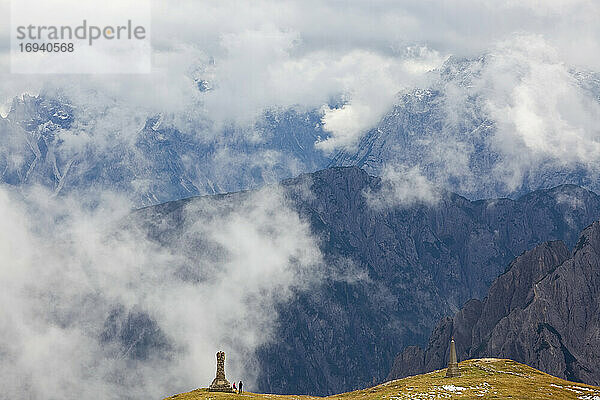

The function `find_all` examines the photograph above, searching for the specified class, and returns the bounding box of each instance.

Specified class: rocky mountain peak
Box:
[389,220,600,386]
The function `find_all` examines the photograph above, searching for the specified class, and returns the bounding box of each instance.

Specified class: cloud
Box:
[1,1,599,199]
[0,106,8,118]
[200,27,445,137]
[317,47,445,152]
[0,1,599,398]
[0,183,324,399]
[1,0,597,151]
[482,35,600,190]
[350,33,600,201]
[433,34,600,194]
[365,164,439,210]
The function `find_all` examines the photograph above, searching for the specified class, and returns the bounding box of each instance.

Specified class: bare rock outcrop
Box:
[389,223,600,386]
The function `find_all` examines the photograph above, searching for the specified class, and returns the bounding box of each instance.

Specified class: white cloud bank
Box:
[0,1,600,397]
[1,0,598,150]
[0,184,324,399]
[428,33,600,195]
[483,35,600,190]
[317,47,444,152]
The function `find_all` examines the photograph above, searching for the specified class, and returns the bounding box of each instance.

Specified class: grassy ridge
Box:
[165,358,600,400]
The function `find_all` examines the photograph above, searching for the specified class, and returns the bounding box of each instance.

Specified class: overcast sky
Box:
[1,0,599,148]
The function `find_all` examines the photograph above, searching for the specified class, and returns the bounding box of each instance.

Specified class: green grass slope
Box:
[165,359,600,400]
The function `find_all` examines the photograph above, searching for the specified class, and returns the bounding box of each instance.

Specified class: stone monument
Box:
[209,351,234,392]
[445,338,461,378]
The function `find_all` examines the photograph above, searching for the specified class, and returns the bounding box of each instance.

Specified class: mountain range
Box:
[331,57,600,199]
[0,93,329,205]
[129,166,600,395]
[3,56,600,398]
[388,220,600,386]
[2,57,600,206]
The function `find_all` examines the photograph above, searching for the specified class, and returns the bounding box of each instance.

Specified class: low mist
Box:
[0,184,323,399]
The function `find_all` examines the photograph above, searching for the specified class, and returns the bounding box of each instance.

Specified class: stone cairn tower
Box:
[445,338,461,378]
[209,351,234,392]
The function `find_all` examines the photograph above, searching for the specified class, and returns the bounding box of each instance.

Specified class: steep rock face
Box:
[133,167,600,395]
[389,223,600,385]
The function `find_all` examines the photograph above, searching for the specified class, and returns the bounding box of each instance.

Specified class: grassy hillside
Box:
[165,358,600,400]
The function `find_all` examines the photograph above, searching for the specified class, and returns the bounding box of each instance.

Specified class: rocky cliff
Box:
[0,94,330,206]
[132,167,600,395]
[389,221,600,386]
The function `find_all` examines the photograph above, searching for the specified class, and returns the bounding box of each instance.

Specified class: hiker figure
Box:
[239,380,243,394]
[233,382,236,391]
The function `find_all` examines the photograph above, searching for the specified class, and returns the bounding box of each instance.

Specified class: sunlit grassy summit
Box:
[164,358,600,400]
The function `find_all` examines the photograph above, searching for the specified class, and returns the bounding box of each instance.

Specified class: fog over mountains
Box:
[333,55,600,199]
[2,54,600,207]
[0,93,330,205]
[1,1,600,399]
[131,167,600,395]
[2,52,600,397]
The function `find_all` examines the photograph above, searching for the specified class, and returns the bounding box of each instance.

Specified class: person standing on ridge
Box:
[232,382,236,391]
[238,381,243,394]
